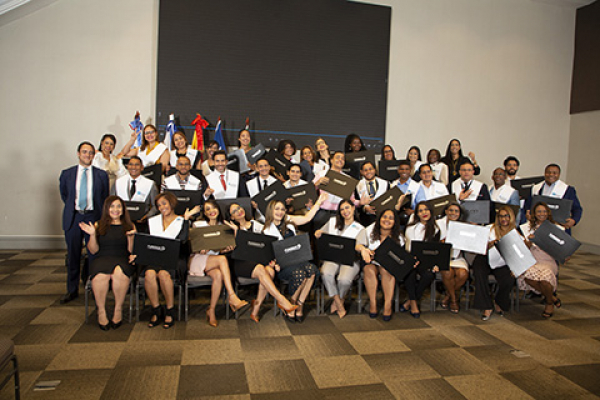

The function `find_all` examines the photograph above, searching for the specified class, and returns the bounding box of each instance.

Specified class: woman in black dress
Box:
[79,195,136,330]
[440,138,480,185]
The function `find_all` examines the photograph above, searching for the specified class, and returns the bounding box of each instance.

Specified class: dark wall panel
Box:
[570,0,600,114]
[156,0,391,151]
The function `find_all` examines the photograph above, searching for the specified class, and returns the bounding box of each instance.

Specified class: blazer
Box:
[59,165,109,231]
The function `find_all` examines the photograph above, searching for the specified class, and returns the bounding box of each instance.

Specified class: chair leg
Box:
[234,282,240,320]
[185,282,189,322]
[357,277,363,314]
[394,282,400,313]
[430,278,436,312]
[12,355,20,400]
[178,284,183,321]
[84,284,89,324]
[225,290,230,320]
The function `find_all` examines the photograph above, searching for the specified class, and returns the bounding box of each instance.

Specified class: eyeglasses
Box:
[498,214,510,219]
[144,130,156,135]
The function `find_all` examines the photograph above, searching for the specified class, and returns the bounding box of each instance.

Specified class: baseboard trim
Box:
[579,242,600,255]
[0,235,66,250]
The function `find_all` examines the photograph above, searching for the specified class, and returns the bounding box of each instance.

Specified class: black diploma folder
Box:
[252,180,288,216]
[133,233,180,270]
[425,194,456,218]
[531,195,572,224]
[142,164,162,190]
[320,169,358,200]
[287,183,317,211]
[189,225,235,252]
[378,159,401,181]
[410,241,452,271]
[316,234,356,266]
[530,220,581,264]
[265,149,292,178]
[124,201,148,221]
[245,143,266,165]
[510,176,544,199]
[166,190,204,216]
[272,234,313,269]
[462,200,491,225]
[374,237,416,281]
[370,186,406,214]
[232,230,276,266]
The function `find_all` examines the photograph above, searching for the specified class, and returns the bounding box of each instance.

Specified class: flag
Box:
[191,114,209,152]
[214,118,226,153]
[129,111,144,149]
[245,117,250,130]
[165,113,176,151]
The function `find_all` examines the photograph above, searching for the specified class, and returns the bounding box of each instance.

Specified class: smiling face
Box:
[127,158,142,179]
[143,127,157,144]
[302,148,313,162]
[459,163,474,182]
[408,148,419,163]
[497,210,511,227]
[214,153,227,173]
[398,164,411,181]
[239,130,251,147]
[382,146,394,161]
[109,199,123,222]
[339,201,355,222]
[208,143,219,158]
[379,210,395,230]
[203,202,220,222]
[534,204,549,223]
[505,160,519,176]
[229,203,246,222]
[419,165,433,183]
[492,168,506,187]
[176,157,192,176]
[427,150,439,164]
[361,163,376,181]
[544,166,560,185]
[332,153,345,170]
[315,138,329,153]
[157,197,173,217]
[350,138,362,152]
[450,140,460,156]
[445,205,461,221]
[284,143,295,157]
[273,202,287,224]
[256,159,271,179]
[101,137,115,154]
[417,204,431,222]
[288,165,302,183]
[173,133,187,151]
[78,144,94,167]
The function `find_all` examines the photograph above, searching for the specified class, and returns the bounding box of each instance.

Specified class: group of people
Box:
[58,127,583,330]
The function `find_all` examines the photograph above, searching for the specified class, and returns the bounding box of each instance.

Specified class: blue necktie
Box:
[79,168,88,210]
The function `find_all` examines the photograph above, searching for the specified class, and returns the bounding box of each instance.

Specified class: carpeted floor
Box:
[1,249,600,399]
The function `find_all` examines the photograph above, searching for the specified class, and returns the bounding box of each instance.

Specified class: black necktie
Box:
[462,181,471,192]
[368,181,376,198]
[130,180,136,200]
[263,180,268,190]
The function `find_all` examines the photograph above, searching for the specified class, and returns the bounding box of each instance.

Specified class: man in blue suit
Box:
[59,142,109,303]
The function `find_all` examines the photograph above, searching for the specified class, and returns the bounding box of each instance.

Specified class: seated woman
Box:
[472,205,516,321]
[315,199,366,318]
[201,140,220,176]
[144,192,198,329]
[169,130,201,171]
[406,146,423,181]
[402,201,443,318]
[344,134,366,153]
[427,148,449,186]
[438,202,469,313]
[520,202,561,318]
[189,200,249,327]
[119,124,170,173]
[361,209,405,321]
[262,194,327,322]
[299,145,316,183]
[314,137,332,174]
[92,133,127,189]
[80,196,136,330]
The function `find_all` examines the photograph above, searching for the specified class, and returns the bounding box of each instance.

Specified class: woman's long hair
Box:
[407,201,440,242]
[371,209,401,244]
[441,138,464,162]
[493,205,516,239]
[97,196,134,236]
[443,201,466,223]
[344,134,366,153]
[529,202,556,231]
[202,199,224,224]
[140,124,160,151]
[263,200,296,236]
[335,199,357,231]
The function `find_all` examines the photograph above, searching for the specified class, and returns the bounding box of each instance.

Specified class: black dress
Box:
[90,225,135,278]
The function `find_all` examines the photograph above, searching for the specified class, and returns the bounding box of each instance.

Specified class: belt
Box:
[76,210,94,215]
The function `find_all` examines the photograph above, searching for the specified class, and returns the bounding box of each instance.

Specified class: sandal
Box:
[163,307,176,329]
[295,301,305,323]
[554,298,562,308]
[450,301,460,314]
[440,297,450,310]
[148,306,162,328]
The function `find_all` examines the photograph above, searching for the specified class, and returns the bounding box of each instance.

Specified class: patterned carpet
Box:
[1,249,600,399]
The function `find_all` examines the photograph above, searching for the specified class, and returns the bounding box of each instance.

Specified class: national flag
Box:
[191,114,209,152]
[165,113,176,151]
[214,117,226,153]
[129,111,144,149]
[245,117,250,130]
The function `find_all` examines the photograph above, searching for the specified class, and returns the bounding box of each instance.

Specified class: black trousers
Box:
[471,254,515,312]
[64,212,94,294]
[403,263,436,302]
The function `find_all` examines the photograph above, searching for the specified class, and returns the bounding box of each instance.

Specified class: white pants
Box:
[321,261,360,299]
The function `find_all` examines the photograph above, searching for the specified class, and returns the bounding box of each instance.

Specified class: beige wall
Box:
[568,110,599,249]
[0,0,584,248]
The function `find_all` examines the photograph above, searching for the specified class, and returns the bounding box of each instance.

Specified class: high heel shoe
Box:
[229,298,249,313]
[148,306,162,328]
[206,310,218,327]
[250,300,260,323]
[110,320,123,330]
[382,313,392,322]
[369,311,378,319]
[98,321,110,331]
[277,302,299,314]
[409,311,420,319]
[163,307,176,329]
[295,301,305,323]
[554,298,562,308]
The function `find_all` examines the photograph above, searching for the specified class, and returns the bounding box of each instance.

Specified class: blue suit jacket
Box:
[523,183,583,225]
[59,165,109,231]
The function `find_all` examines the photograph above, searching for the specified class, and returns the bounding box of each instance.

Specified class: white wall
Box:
[0,0,580,248]
[0,0,158,247]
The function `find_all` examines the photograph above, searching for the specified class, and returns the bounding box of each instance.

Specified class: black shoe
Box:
[163,307,176,329]
[110,320,123,330]
[148,306,162,328]
[60,292,79,304]
[98,322,110,331]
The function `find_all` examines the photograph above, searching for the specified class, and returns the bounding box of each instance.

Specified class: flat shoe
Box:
[481,311,493,321]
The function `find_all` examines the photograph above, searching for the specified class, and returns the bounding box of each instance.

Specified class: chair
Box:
[0,338,19,400]
[185,275,229,321]
[233,277,274,319]
[319,273,363,315]
[488,274,520,312]
[429,272,470,312]
[135,275,183,322]
[84,277,135,323]
[274,277,321,317]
